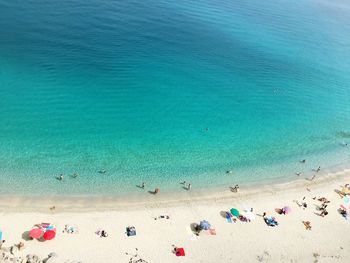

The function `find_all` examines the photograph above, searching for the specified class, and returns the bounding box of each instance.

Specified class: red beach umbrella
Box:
[43,230,56,240]
[29,228,43,239]
[175,248,185,257]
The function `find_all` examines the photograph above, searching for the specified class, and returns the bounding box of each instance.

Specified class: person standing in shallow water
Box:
[56,174,64,181]
[188,183,191,190]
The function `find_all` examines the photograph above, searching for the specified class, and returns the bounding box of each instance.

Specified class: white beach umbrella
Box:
[244,211,256,221]
[241,205,253,212]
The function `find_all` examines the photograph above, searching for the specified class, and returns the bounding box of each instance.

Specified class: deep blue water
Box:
[0,0,350,195]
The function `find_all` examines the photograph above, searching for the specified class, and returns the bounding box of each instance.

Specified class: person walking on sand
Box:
[311,175,316,181]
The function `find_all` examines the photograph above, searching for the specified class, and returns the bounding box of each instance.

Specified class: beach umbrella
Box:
[342,187,350,195]
[283,206,291,214]
[245,211,256,221]
[43,230,56,241]
[230,208,240,217]
[29,228,43,239]
[199,220,211,230]
[175,248,185,257]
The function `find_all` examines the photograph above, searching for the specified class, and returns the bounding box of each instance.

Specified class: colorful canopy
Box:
[29,228,43,239]
[175,248,185,257]
[342,187,350,195]
[230,208,240,217]
[282,206,291,214]
[43,230,56,241]
[199,220,211,230]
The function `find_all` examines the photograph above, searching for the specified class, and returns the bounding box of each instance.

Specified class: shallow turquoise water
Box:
[0,0,350,195]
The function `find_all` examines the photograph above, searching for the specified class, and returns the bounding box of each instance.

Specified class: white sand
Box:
[1,170,350,263]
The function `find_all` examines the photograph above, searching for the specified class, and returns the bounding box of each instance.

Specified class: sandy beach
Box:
[1,170,350,263]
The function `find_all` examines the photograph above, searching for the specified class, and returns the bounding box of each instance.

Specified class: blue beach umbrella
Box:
[199,220,211,230]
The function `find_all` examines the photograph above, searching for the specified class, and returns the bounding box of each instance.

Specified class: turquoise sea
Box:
[0,0,350,196]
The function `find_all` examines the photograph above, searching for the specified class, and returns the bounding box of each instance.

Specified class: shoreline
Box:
[1,167,349,213]
[1,166,349,262]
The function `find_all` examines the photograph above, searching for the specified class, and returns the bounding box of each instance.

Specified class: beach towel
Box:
[0,230,2,241]
[208,229,216,235]
[226,213,232,223]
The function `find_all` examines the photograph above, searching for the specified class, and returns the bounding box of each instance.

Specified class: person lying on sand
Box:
[317,197,330,203]
[339,205,348,219]
[96,229,108,237]
[154,215,170,220]
[320,203,328,210]
[320,209,328,217]
[302,221,312,230]
[16,242,24,251]
[294,199,307,209]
